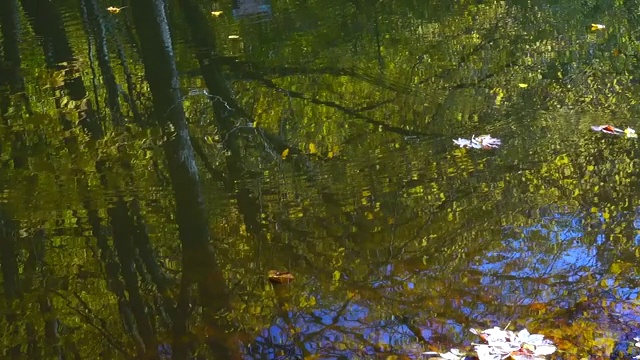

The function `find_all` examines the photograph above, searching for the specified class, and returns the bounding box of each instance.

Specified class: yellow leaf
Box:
[211,11,223,17]
[228,35,240,39]
[518,83,528,88]
[591,24,606,31]
[332,270,340,282]
[281,148,290,159]
[106,6,126,13]
[308,143,317,154]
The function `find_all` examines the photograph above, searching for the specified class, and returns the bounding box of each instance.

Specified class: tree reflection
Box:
[1,0,640,358]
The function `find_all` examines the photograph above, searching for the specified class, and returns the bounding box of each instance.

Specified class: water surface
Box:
[1,0,640,358]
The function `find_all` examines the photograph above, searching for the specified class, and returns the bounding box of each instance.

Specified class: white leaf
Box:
[534,344,557,356]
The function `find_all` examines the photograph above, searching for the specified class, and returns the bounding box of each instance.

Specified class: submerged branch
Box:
[251,77,433,138]
[235,64,412,94]
[50,290,130,357]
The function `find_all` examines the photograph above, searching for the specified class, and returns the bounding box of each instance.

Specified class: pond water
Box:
[1,0,640,359]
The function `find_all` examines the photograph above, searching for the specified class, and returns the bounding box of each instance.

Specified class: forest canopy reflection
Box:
[1,0,640,358]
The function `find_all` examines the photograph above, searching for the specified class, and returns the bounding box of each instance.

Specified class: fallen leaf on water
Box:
[211,11,223,17]
[426,326,558,360]
[453,134,501,149]
[518,83,529,88]
[106,6,127,13]
[471,327,557,360]
[591,124,637,138]
[592,124,621,134]
[268,270,294,284]
[423,349,466,359]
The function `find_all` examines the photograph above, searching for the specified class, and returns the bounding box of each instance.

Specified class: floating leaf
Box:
[592,124,621,134]
[591,124,637,138]
[518,83,529,88]
[106,6,127,13]
[423,349,465,359]
[267,270,294,284]
[468,327,557,360]
[228,35,240,39]
[453,135,501,149]
[211,11,223,17]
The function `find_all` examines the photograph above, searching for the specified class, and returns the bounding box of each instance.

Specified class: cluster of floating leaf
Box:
[453,135,501,149]
[424,327,557,360]
[453,125,637,150]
